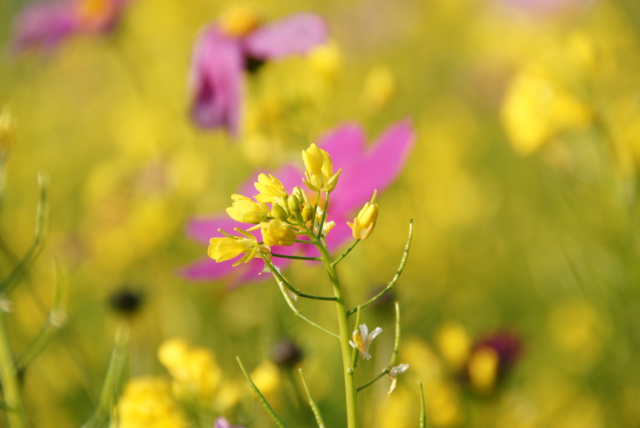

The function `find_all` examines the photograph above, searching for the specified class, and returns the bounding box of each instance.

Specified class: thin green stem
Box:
[271,253,322,262]
[265,258,339,339]
[316,191,329,240]
[419,382,426,428]
[350,307,361,371]
[263,257,337,302]
[295,239,321,245]
[0,303,28,428]
[236,357,288,428]
[332,240,360,268]
[80,324,129,428]
[298,369,326,428]
[357,303,401,393]
[311,231,358,428]
[348,220,413,316]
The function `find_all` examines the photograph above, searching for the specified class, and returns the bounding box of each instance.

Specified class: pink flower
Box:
[183,120,415,287]
[214,417,244,428]
[189,13,327,136]
[502,0,594,14]
[10,0,129,54]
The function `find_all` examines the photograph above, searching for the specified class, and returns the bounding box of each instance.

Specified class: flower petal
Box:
[10,2,80,53]
[331,120,415,215]
[243,13,327,59]
[189,25,244,136]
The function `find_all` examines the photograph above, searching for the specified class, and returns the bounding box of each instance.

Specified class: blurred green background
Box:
[2,0,640,427]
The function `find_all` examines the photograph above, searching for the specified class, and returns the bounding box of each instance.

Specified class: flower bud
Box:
[261,219,296,247]
[226,194,270,224]
[348,191,378,240]
[287,194,301,214]
[271,204,288,221]
[301,205,314,223]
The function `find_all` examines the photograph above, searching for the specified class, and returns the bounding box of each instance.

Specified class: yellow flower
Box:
[348,191,378,240]
[261,219,296,247]
[302,144,341,192]
[500,65,592,155]
[435,321,471,371]
[363,65,396,110]
[118,376,190,428]
[158,338,223,402]
[254,173,288,203]
[307,42,342,83]
[219,5,260,37]
[226,194,270,224]
[467,347,498,393]
[208,233,263,266]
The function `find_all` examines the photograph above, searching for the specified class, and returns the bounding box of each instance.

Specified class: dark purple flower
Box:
[10,0,129,54]
[183,120,415,287]
[188,12,328,136]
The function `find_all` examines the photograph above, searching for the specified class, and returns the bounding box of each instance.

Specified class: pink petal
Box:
[243,13,327,60]
[331,120,415,215]
[181,257,236,281]
[189,25,244,136]
[10,1,80,53]
[317,123,367,172]
[187,216,239,245]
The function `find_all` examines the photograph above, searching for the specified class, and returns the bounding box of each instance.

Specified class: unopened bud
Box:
[271,204,288,221]
[287,195,301,213]
[301,205,313,223]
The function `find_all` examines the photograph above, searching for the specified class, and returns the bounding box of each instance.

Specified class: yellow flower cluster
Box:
[117,377,190,428]
[158,338,223,402]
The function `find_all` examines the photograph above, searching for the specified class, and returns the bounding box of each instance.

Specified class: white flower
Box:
[387,363,409,395]
[349,324,382,360]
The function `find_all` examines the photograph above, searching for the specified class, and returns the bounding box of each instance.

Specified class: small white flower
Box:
[349,324,383,359]
[387,363,409,395]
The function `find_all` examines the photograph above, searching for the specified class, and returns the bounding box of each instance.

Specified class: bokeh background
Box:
[1,0,640,427]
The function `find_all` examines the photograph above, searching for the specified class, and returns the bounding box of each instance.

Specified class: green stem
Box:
[312,233,358,428]
[331,240,360,268]
[0,305,28,428]
[236,357,288,428]
[298,369,326,428]
[271,253,322,262]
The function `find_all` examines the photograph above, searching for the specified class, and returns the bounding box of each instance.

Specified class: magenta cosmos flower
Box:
[10,0,129,54]
[189,12,327,136]
[183,120,415,287]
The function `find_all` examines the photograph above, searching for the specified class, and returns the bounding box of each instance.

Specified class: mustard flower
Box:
[387,363,409,396]
[254,173,288,203]
[189,9,327,136]
[348,191,378,240]
[261,219,297,247]
[184,121,415,286]
[226,194,270,224]
[208,233,266,266]
[10,0,129,54]
[349,324,383,360]
[302,143,342,192]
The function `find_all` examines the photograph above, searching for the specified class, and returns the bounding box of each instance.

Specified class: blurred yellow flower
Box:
[348,191,378,240]
[158,338,223,402]
[363,65,396,111]
[500,66,592,155]
[467,347,499,392]
[435,321,471,371]
[219,5,260,37]
[250,360,281,408]
[307,42,342,83]
[261,219,296,247]
[0,107,15,159]
[226,194,270,224]
[118,376,190,428]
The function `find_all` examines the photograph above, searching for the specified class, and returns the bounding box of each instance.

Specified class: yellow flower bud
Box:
[261,219,297,247]
[255,173,288,203]
[348,191,379,240]
[301,205,314,223]
[219,5,260,37]
[287,194,301,214]
[208,235,260,266]
[271,204,288,221]
[226,194,270,224]
[302,144,341,192]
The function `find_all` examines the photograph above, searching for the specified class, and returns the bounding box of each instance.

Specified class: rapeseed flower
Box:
[184,120,414,285]
[348,191,378,240]
[349,324,382,360]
